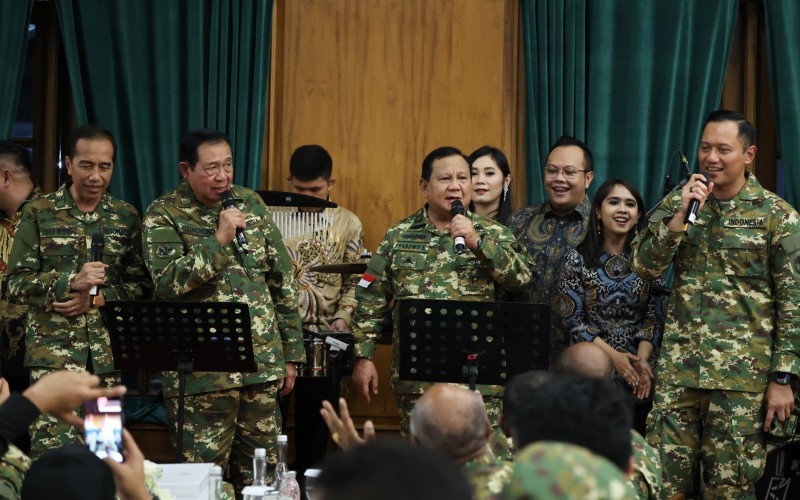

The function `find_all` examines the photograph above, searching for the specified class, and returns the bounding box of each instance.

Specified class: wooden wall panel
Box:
[267,0,520,252]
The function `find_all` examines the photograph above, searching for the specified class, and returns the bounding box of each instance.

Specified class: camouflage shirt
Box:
[629,429,662,499]
[0,444,29,499]
[6,184,151,374]
[631,174,800,391]
[143,181,304,396]
[460,448,513,500]
[507,197,591,363]
[353,206,533,396]
[501,441,632,499]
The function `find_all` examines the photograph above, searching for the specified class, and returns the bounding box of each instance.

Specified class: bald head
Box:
[553,342,614,379]
[410,384,489,464]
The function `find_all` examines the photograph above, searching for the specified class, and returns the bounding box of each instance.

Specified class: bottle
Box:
[278,470,300,500]
[273,435,288,486]
[209,465,223,500]
[253,447,267,486]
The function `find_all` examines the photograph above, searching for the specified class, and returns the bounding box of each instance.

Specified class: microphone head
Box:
[699,171,709,184]
[450,199,465,216]
[91,232,104,251]
[219,190,236,209]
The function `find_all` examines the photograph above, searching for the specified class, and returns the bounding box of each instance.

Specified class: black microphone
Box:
[450,200,466,255]
[219,190,250,253]
[89,233,104,306]
[683,172,709,228]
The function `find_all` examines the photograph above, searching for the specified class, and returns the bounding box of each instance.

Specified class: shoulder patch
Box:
[155,244,178,259]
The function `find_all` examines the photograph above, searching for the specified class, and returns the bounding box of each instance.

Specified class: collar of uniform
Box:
[53,183,116,213]
[543,195,590,219]
[733,172,765,201]
[177,180,244,209]
[416,203,476,231]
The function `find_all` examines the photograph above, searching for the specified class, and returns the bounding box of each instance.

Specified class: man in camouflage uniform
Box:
[0,377,29,498]
[351,146,533,435]
[501,441,632,499]
[0,142,41,395]
[7,125,151,459]
[632,110,800,497]
[142,129,304,491]
[507,136,595,364]
[410,383,512,500]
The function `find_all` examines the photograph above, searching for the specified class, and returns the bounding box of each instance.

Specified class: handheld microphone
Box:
[450,200,466,255]
[683,172,709,228]
[89,233,104,306]
[219,190,250,253]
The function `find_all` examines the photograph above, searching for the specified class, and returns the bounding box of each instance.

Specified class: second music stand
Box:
[102,300,256,463]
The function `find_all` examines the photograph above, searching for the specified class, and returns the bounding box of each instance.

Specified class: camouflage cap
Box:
[501,441,632,499]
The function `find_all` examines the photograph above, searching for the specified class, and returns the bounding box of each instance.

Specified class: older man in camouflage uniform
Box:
[143,129,303,491]
[7,125,151,458]
[351,146,533,435]
[632,110,800,497]
[410,383,512,500]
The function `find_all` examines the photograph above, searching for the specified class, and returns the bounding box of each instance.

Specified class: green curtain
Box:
[521,0,738,208]
[55,0,272,212]
[0,0,34,138]
[764,0,800,208]
[520,0,587,205]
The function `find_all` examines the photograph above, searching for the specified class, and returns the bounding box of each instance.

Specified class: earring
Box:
[503,185,509,201]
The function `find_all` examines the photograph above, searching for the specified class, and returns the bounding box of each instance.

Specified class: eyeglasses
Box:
[544,166,587,180]
[202,163,233,177]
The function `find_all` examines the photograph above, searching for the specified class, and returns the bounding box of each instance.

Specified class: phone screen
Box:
[83,397,124,462]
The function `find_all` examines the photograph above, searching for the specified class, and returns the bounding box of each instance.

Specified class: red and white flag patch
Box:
[358,272,376,288]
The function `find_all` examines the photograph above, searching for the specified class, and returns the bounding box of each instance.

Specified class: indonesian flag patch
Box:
[358,272,376,288]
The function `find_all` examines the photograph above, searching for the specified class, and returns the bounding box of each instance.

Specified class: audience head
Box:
[468,146,512,224]
[316,439,472,500]
[0,141,34,217]
[699,109,756,198]
[22,444,116,500]
[501,441,630,499]
[288,144,334,205]
[544,135,594,216]
[419,146,471,221]
[514,375,633,474]
[64,125,116,207]
[500,370,552,439]
[178,128,233,208]
[577,179,645,266]
[409,383,489,464]
[552,342,614,379]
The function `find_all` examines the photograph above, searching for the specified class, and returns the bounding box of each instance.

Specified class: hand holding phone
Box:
[83,396,124,462]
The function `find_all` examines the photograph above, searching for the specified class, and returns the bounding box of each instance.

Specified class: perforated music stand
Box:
[397,299,549,389]
[102,300,256,463]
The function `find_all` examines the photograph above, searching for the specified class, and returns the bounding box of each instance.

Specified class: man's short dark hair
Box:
[514,374,633,472]
[0,141,32,173]
[421,146,466,181]
[289,145,333,180]
[64,124,117,162]
[703,109,756,150]
[179,128,231,168]
[502,370,552,430]
[548,135,593,172]
[316,440,471,500]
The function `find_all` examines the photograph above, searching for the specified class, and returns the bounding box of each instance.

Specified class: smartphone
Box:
[83,396,124,462]
[768,414,798,440]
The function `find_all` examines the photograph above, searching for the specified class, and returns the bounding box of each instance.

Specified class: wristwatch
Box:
[771,372,794,385]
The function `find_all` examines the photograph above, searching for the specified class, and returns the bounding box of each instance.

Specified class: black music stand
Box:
[397,299,549,389]
[102,300,257,463]
[258,190,338,208]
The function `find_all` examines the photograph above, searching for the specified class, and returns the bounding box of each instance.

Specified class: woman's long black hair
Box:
[467,146,513,225]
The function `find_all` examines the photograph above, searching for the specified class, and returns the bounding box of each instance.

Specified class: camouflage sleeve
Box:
[142,204,231,299]
[772,231,800,375]
[353,237,393,360]
[635,275,667,349]
[261,212,305,363]
[103,214,152,301]
[631,196,684,280]
[333,219,364,328]
[557,250,601,343]
[7,205,75,306]
[473,225,533,292]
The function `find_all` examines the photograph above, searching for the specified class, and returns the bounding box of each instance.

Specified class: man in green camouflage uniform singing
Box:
[632,110,800,497]
[142,129,304,491]
[351,146,533,434]
[7,125,151,459]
